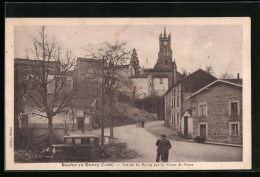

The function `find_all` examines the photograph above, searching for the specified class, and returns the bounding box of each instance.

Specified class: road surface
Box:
[114,121,242,162]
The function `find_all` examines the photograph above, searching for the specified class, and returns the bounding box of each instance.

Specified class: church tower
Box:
[154,27,176,72]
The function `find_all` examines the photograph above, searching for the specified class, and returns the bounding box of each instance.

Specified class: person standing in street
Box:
[141,120,144,128]
[156,134,172,162]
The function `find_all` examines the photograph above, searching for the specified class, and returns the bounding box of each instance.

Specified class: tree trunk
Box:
[71,108,74,132]
[110,114,114,138]
[48,117,54,146]
[109,95,114,138]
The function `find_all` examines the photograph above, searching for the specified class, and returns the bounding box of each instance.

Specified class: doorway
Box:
[199,124,207,139]
[77,117,84,130]
[184,116,188,136]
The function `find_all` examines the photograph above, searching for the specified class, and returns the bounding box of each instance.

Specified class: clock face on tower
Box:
[164,41,168,45]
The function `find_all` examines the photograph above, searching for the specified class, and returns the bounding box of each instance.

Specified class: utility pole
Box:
[101,57,105,146]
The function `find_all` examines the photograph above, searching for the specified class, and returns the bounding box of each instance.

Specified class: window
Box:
[173,114,176,125]
[81,138,90,144]
[75,138,81,144]
[174,97,176,108]
[64,138,73,144]
[230,101,239,115]
[177,96,179,108]
[177,113,179,124]
[171,114,173,124]
[160,78,163,84]
[229,122,240,136]
[231,124,238,136]
[90,138,95,145]
[198,103,207,117]
[172,100,173,109]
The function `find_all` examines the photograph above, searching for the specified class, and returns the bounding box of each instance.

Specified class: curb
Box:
[186,140,242,148]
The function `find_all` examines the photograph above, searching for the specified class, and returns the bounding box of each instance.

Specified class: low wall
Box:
[32,128,65,141]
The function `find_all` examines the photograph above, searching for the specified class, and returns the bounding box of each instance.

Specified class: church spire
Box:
[164,26,166,37]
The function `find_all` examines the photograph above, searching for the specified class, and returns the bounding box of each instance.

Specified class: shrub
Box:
[14,148,42,162]
[117,94,133,104]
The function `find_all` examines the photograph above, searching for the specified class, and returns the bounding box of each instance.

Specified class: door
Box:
[200,124,206,139]
[184,116,188,136]
[77,117,84,130]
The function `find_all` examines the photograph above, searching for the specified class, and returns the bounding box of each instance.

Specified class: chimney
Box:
[237,73,240,79]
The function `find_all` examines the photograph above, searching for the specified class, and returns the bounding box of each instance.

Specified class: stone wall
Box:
[165,69,216,131]
[191,82,242,144]
[32,127,65,141]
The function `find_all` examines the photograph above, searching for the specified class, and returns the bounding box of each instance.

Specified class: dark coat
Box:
[156,139,172,152]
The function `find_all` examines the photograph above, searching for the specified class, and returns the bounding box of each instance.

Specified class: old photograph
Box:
[5,18,251,170]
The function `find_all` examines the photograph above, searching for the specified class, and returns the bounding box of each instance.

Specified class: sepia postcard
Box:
[5,18,251,170]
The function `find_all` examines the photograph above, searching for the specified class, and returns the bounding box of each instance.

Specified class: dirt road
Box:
[114,121,242,162]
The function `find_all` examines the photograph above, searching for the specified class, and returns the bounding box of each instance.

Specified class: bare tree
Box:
[205,66,214,75]
[20,26,75,145]
[87,41,133,138]
[60,107,74,135]
[220,72,234,79]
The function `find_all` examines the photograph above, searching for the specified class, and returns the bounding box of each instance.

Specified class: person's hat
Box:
[161,134,167,137]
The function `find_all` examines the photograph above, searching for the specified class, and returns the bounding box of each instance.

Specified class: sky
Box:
[14,25,243,78]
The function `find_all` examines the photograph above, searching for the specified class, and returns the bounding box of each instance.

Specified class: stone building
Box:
[72,57,135,128]
[14,58,92,135]
[14,58,61,128]
[164,69,217,130]
[130,73,169,98]
[130,27,182,99]
[185,79,242,144]
[73,57,134,98]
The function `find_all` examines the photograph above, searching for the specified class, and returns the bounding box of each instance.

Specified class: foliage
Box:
[130,48,141,75]
[117,93,134,104]
[219,72,234,79]
[15,128,63,151]
[205,66,214,75]
[19,26,75,145]
[86,41,134,137]
[134,95,165,120]
[15,148,42,163]
[87,41,134,96]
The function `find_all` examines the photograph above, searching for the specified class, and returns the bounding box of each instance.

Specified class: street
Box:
[114,121,242,162]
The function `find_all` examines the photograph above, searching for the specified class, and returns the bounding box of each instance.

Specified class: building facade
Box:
[164,69,217,130]
[14,58,92,135]
[130,27,182,99]
[185,80,243,144]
